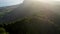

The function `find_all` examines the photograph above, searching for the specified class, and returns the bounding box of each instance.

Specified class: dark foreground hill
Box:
[0,15,60,34]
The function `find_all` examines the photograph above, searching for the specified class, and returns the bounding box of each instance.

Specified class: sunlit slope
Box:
[0,0,60,26]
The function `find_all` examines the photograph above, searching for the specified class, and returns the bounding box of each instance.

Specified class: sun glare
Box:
[31,0,60,3]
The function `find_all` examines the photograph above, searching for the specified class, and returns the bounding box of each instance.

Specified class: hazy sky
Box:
[0,0,60,7]
[0,0,24,7]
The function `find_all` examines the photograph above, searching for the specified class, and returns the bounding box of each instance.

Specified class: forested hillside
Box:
[0,0,60,34]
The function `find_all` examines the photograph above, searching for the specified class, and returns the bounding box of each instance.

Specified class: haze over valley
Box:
[0,0,60,34]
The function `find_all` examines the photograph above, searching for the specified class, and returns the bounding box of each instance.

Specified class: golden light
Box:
[29,0,60,3]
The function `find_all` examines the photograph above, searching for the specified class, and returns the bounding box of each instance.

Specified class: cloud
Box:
[0,0,24,7]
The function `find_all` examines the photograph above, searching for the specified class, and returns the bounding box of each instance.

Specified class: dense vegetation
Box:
[0,13,60,34]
